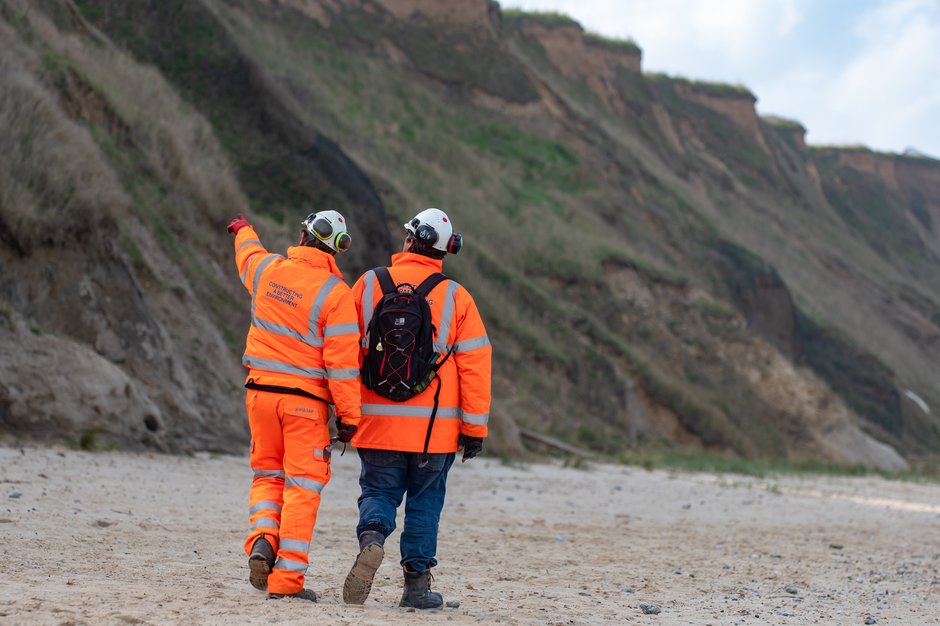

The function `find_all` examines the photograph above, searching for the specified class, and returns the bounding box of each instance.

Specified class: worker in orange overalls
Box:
[227,210,361,602]
[342,208,491,609]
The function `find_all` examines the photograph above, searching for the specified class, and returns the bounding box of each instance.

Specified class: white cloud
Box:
[796,0,940,152]
[855,0,937,42]
[777,0,804,36]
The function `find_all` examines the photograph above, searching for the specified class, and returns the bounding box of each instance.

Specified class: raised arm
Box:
[230,219,272,297]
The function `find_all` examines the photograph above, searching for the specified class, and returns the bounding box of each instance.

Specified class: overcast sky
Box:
[501,0,940,158]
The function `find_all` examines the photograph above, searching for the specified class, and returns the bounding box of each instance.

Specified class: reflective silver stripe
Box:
[324,322,359,338]
[251,318,325,348]
[285,475,326,493]
[307,274,340,340]
[361,270,376,347]
[251,517,280,530]
[278,539,310,553]
[242,355,326,380]
[250,275,341,348]
[461,411,489,425]
[240,252,264,286]
[434,280,459,353]
[249,500,282,515]
[455,336,490,353]
[313,448,325,458]
[237,239,262,253]
[251,254,280,302]
[361,404,461,419]
[253,468,286,479]
[273,557,308,573]
[252,317,306,343]
[327,367,359,380]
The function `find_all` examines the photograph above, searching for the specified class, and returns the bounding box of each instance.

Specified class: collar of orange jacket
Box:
[390,251,445,272]
[287,245,344,280]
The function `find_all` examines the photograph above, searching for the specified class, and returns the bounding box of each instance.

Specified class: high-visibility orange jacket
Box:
[350,252,491,452]
[234,226,361,424]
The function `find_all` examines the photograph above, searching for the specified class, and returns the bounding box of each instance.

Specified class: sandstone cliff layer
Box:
[1,0,937,470]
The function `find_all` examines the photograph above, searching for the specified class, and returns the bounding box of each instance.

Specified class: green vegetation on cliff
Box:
[1,0,938,469]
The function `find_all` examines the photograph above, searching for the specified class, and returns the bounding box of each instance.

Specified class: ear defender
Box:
[414,223,439,246]
[405,211,460,255]
[334,231,351,252]
[311,216,334,239]
[447,232,462,254]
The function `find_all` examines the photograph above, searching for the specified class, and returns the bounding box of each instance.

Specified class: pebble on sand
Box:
[785,584,799,595]
[639,601,662,615]
[865,617,877,625]
[446,600,460,608]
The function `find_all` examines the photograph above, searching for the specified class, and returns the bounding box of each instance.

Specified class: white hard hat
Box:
[302,210,351,252]
[404,208,462,254]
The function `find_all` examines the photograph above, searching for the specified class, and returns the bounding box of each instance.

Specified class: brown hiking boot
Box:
[248,536,275,591]
[399,568,443,609]
[342,530,385,604]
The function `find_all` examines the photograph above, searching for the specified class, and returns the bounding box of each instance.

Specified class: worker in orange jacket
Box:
[228,210,361,602]
[342,208,491,609]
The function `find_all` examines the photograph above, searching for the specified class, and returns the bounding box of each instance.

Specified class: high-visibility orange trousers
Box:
[243,389,332,595]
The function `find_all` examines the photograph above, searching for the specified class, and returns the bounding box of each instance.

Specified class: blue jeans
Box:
[356,449,455,573]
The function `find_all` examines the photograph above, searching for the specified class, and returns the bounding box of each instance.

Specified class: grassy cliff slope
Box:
[1,0,937,469]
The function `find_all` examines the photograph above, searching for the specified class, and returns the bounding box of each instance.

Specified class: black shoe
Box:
[267,588,317,602]
[248,537,275,591]
[399,568,443,609]
[342,530,385,605]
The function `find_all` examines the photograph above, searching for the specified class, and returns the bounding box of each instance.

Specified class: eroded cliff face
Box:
[3,0,938,468]
[722,339,907,471]
[673,82,770,156]
[823,149,940,252]
[0,0,391,452]
[507,18,641,112]
[590,259,908,470]
[896,158,940,253]
[376,0,497,33]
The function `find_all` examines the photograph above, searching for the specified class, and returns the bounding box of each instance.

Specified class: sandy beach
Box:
[1,445,938,625]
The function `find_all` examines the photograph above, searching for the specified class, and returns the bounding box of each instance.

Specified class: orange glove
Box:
[227,214,250,234]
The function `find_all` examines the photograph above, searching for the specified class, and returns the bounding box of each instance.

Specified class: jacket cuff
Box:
[460,424,487,438]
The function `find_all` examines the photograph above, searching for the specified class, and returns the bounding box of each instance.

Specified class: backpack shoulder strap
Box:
[373,266,397,295]
[415,272,447,298]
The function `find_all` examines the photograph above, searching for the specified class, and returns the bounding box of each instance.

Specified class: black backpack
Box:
[362,268,455,465]
[361,268,454,402]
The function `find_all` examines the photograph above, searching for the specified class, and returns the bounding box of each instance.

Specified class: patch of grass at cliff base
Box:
[618,444,939,481]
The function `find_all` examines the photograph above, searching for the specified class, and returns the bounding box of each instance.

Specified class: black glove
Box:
[458,434,483,463]
[336,420,357,443]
